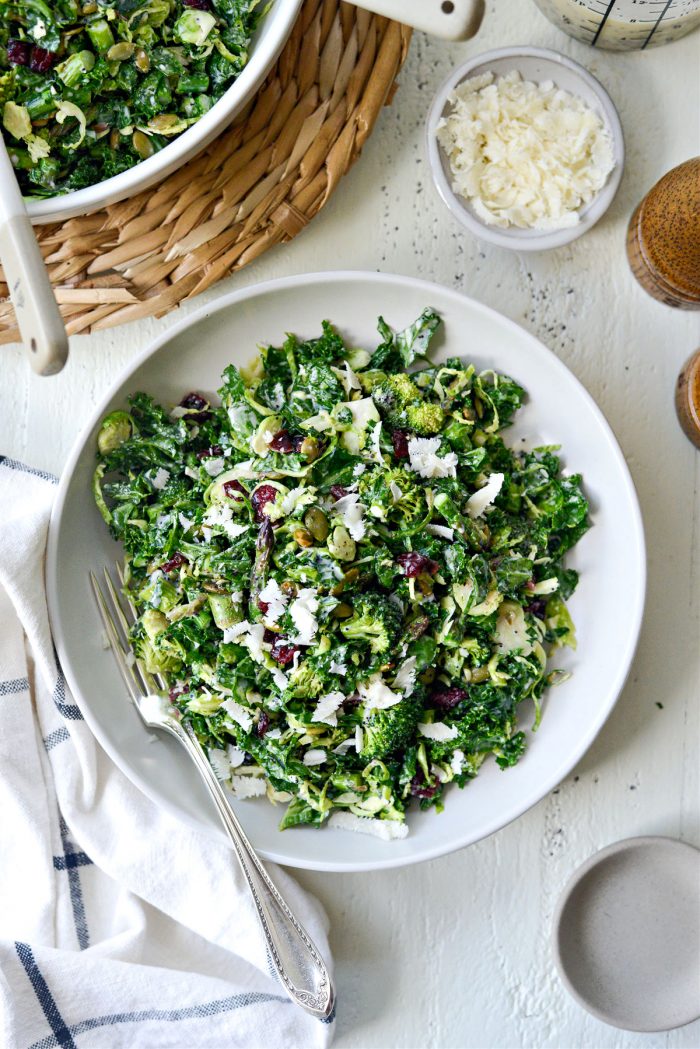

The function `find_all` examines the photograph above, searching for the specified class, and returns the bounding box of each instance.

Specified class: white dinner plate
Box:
[46,272,646,872]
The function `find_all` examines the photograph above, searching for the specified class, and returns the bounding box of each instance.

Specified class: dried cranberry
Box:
[196,445,223,460]
[183,0,210,7]
[251,484,278,522]
[256,712,270,737]
[269,430,294,454]
[330,485,348,500]
[169,683,188,703]
[397,552,439,578]
[29,45,54,73]
[263,628,277,644]
[430,687,467,710]
[271,639,298,666]
[258,598,270,615]
[526,599,547,620]
[180,392,208,411]
[410,773,439,799]
[392,430,410,459]
[161,552,188,573]
[7,39,31,66]
[222,479,245,499]
[291,435,305,452]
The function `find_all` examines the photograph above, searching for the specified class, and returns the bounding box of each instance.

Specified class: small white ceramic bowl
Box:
[426,46,625,252]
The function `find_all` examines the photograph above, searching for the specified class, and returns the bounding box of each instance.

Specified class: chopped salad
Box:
[0,0,265,197]
[94,310,589,839]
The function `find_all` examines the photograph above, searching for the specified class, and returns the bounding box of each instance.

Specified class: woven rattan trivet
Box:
[0,1,410,345]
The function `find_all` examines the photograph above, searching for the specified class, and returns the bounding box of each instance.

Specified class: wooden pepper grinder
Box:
[627,158,700,310]
[676,351,700,448]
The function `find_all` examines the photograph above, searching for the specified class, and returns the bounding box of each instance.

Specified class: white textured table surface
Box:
[3,3,700,1046]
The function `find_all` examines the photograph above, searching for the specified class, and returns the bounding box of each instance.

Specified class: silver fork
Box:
[90,565,335,1020]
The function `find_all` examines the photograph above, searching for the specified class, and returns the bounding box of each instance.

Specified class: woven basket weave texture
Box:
[0,0,410,345]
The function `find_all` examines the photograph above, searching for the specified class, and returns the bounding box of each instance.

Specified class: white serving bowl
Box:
[426,46,625,252]
[46,271,645,872]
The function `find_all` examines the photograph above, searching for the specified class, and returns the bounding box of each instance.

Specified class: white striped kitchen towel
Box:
[0,457,335,1049]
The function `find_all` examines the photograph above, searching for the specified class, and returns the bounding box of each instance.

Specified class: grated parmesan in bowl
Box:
[427,47,624,251]
[437,70,614,231]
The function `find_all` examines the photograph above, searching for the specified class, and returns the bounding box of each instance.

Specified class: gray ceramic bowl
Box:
[426,46,625,252]
[552,836,700,1032]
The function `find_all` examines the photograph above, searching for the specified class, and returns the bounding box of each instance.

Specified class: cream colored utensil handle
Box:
[0,138,68,376]
[354,0,484,39]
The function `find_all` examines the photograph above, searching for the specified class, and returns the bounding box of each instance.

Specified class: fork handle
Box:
[158,715,335,1019]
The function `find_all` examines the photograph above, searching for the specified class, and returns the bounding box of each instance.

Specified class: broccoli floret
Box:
[372,374,420,422]
[361,690,424,760]
[339,593,402,655]
[405,402,445,436]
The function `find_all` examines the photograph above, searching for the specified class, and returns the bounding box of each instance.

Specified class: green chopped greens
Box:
[94,309,589,838]
[0,0,266,197]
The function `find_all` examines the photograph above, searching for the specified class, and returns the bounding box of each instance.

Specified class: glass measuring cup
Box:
[533,0,700,49]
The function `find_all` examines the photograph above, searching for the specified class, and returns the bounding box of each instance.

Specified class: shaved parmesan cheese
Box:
[328,812,409,841]
[408,437,458,479]
[333,738,356,755]
[353,463,366,478]
[437,70,615,231]
[227,745,246,769]
[418,722,459,742]
[355,725,364,752]
[303,748,327,767]
[427,523,454,541]
[208,748,230,781]
[466,473,504,518]
[151,468,170,490]
[221,698,253,733]
[179,513,193,532]
[203,457,226,478]
[333,493,366,541]
[359,674,402,712]
[451,749,465,775]
[184,466,199,480]
[279,486,307,515]
[204,503,248,539]
[228,775,267,799]
[389,481,403,503]
[258,578,288,625]
[222,621,250,643]
[311,690,346,727]
[242,623,266,663]
[270,666,289,690]
[329,659,347,676]
[393,656,417,698]
[290,589,319,645]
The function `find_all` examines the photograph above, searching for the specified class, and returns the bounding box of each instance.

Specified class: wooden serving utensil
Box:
[0,136,69,376]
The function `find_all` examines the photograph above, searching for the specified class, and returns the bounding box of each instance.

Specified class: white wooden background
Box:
[3,3,700,1046]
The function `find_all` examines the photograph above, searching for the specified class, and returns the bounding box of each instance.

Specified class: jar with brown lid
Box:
[627,158,700,310]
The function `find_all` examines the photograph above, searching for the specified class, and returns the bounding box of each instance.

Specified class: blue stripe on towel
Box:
[55,817,91,950]
[51,667,82,722]
[28,992,291,1049]
[43,727,70,751]
[0,676,29,696]
[0,456,58,485]
[15,942,77,1049]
